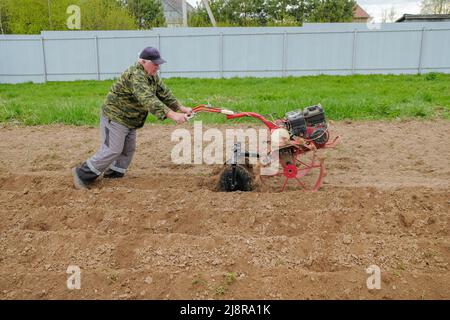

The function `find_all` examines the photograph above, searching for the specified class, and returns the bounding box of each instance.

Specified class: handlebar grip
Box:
[220,109,235,115]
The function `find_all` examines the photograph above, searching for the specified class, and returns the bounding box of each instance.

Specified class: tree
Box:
[124,0,166,29]
[189,0,356,26]
[189,0,259,26]
[1,0,137,34]
[77,0,137,30]
[2,0,49,34]
[420,0,450,14]
[381,6,398,23]
[287,0,308,25]
[308,0,356,23]
[0,0,9,34]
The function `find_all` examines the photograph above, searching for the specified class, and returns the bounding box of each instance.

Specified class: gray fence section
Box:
[1,23,450,83]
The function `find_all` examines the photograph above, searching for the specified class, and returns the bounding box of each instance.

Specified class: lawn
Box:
[0,73,449,126]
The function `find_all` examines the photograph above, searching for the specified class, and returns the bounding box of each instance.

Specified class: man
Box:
[72,46,192,189]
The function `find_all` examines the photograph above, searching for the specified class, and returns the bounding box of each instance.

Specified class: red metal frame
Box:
[191,105,340,192]
[192,105,279,130]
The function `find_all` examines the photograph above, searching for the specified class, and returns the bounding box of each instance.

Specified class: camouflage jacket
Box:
[102,63,181,129]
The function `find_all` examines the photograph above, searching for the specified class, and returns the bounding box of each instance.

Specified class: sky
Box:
[358,0,422,22]
[186,0,423,23]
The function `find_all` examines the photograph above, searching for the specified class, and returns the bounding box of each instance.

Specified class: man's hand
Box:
[167,110,188,124]
[179,106,193,116]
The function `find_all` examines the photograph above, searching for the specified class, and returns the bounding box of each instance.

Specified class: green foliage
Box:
[425,72,438,81]
[2,0,358,32]
[0,0,10,34]
[308,0,356,23]
[1,0,137,34]
[124,0,166,29]
[214,285,226,296]
[77,0,137,30]
[224,272,237,285]
[2,0,49,34]
[0,74,449,126]
[189,0,356,27]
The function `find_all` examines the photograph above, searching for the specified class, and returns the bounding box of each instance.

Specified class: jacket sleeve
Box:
[130,71,172,120]
[155,75,181,112]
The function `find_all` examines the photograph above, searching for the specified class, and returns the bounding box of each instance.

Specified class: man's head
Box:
[138,47,166,76]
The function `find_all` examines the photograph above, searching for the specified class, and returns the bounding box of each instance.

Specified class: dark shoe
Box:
[72,167,89,190]
[103,169,125,179]
[72,162,99,189]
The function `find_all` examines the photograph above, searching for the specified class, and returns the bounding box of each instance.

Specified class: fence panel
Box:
[1,23,449,83]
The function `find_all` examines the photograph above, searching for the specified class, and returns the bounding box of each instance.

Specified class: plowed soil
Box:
[0,120,449,300]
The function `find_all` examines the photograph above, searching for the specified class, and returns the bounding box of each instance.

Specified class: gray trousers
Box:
[84,115,136,177]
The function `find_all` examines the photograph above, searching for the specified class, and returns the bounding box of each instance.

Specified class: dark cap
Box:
[139,47,166,65]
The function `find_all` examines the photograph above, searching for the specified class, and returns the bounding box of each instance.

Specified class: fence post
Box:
[351,29,358,75]
[418,27,426,74]
[40,36,47,83]
[94,36,100,80]
[157,34,162,77]
[282,31,287,77]
[219,32,224,78]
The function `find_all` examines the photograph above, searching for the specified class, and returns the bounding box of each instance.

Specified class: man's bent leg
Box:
[104,128,136,179]
[73,115,128,188]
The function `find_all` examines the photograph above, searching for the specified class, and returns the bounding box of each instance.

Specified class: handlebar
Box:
[189,104,279,130]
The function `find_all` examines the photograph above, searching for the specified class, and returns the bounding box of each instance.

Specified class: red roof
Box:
[354,4,371,19]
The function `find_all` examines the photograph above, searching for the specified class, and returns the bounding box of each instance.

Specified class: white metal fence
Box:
[1,22,449,84]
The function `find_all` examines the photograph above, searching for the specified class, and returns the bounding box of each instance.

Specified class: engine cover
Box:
[303,105,326,126]
[285,110,307,137]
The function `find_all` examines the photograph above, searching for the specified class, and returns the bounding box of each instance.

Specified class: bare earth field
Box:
[0,120,449,300]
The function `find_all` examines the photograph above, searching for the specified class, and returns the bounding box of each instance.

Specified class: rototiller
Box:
[189,104,340,192]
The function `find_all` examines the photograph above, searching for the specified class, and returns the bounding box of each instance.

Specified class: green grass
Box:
[0,73,449,126]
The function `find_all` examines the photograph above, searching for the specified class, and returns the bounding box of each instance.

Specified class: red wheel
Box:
[294,151,325,191]
[283,164,297,178]
[260,147,325,192]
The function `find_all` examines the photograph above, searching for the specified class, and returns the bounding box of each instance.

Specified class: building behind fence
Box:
[0,22,449,84]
